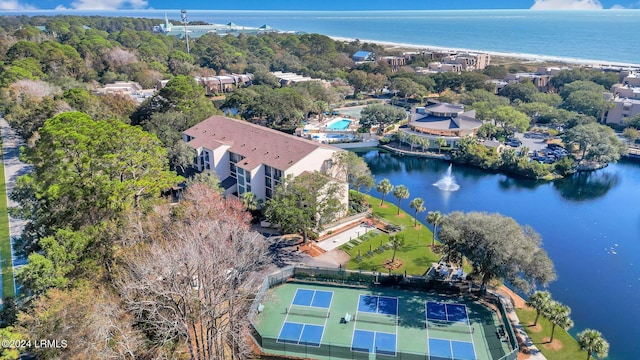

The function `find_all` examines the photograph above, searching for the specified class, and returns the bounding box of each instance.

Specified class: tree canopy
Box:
[131,75,217,124]
[359,104,407,132]
[332,151,374,192]
[11,111,181,252]
[562,122,626,164]
[438,211,556,293]
[264,172,345,242]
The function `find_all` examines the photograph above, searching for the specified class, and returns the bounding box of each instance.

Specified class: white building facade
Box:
[183,115,348,215]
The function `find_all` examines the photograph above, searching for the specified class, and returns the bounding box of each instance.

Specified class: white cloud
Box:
[531,0,604,9]
[0,0,36,10]
[68,0,148,10]
[612,1,640,8]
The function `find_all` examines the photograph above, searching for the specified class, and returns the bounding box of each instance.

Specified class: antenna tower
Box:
[181,10,190,54]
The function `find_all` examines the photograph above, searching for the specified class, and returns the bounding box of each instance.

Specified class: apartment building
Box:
[183,115,348,213]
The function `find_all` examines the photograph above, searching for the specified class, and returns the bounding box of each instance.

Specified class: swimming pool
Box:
[326,119,352,130]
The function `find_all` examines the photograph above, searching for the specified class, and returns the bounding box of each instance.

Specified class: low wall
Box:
[332,140,379,149]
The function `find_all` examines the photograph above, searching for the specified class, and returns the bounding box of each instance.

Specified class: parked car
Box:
[505,138,522,147]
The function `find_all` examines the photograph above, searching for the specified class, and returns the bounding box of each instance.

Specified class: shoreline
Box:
[329,35,640,68]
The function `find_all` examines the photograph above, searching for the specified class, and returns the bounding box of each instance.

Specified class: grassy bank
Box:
[515,308,586,359]
[0,146,14,299]
[341,194,440,276]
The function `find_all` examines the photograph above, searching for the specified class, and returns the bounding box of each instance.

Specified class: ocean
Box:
[6,9,640,66]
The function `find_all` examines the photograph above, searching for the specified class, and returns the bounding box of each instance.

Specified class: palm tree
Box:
[544,301,573,343]
[436,137,447,154]
[426,211,443,247]
[376,178,394,206]
[577,329,609,360]
[315,100,329,122]
[409,197,426,227]
[525,290,552,327]
[390,234,405,262]
[392,185,409,215]
[408,134,419,152]
[240,191,258,211]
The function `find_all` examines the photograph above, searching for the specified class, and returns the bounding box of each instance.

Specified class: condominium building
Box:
[183,116,348,214]
[602,73,640,126]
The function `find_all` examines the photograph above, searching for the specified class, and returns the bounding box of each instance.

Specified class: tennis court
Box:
[253,282,512,359]
[427,301,471,324]
[426,301,477,360]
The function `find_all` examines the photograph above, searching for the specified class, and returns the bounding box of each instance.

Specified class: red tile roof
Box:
[184,115,340,171]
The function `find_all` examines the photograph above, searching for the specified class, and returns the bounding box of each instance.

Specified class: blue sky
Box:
[1,0,639,11]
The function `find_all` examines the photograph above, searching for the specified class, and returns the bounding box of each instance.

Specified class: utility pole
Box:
[181,9,190,54]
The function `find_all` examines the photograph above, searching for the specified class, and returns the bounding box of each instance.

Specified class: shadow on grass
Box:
[412,256,433,268]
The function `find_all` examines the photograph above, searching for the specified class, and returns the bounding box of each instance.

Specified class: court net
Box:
[426,319,472,334]
[355,312,399,325]
[286,305,330,318]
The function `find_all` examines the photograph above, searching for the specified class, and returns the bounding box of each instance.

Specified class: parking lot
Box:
[511,132,549,152]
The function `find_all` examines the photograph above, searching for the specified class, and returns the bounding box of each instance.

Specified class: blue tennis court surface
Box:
[427,302,447,320]
[351,329,397,355]
[277,322,324,346]
[292,288,333,308]
[427,301,469,323]
[358,295,398,315]
[447,304,469,323]
[429,338,476,360]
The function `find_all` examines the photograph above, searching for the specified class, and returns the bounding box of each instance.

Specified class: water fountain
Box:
[433,164,460,191]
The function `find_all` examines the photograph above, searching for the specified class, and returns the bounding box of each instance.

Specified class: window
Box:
[229,152,245,179]
[264,165,282,200]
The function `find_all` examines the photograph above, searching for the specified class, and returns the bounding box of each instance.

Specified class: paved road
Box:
[0,118,31,300]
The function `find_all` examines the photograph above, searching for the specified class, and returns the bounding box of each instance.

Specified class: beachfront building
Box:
[153,14,279,38]
[402,102,483,148]
[270,72,330,87]
[94,81,155,104]
[442,52,491,71]
[601,73,640,126]
[501,66,570,93]
[155,74,253,94]
[194,74,254,95]
[182,115,348,214]
[422,62,464,74]
[352,50,375,63]
[380,56,406,72]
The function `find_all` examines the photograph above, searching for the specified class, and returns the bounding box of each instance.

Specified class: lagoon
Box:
[360,149,640,360]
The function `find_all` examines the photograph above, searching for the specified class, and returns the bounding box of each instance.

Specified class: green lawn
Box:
[515,308,586,360]
[341,194,440,276]
[0,145,14,299]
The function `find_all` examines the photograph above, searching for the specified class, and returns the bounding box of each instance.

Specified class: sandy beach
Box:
[330,35,640,68]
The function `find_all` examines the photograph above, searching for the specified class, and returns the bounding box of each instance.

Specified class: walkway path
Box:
[315,223,372,252]
[497,286,547,360]
[0,118,31,300]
